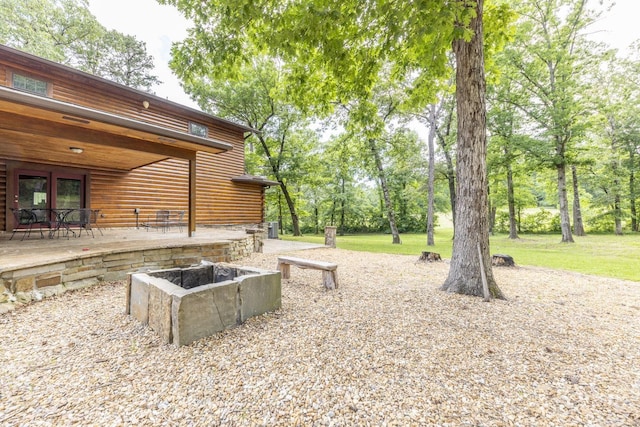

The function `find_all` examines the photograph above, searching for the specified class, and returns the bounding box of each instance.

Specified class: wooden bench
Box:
[277,256,338,290]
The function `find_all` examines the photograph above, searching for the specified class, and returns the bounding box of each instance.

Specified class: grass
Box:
[280,229,640,282]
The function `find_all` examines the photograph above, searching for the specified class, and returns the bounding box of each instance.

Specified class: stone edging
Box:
[0,234,261,313]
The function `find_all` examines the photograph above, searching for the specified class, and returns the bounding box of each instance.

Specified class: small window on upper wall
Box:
[12,73,49,96]
[189,122,208,137]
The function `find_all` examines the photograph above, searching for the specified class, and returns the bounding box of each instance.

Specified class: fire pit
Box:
[127,262,281,346]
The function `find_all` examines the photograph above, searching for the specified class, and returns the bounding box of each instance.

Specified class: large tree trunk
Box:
[441,0,504,299]
[260,134,302,236]
[340,178,346,236]
[507,162,519,239]
[630,150,637,232]
[369,139,401,244]
[612,145,623,236]
[278,181,301,236]
[436,103,456,231]
[614,194,623,235]
[571,165,585,236]
[557,163,574,243]
[488,189,496,236]
[426,103,437,246]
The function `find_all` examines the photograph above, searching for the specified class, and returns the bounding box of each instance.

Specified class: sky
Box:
[88,0,640,115]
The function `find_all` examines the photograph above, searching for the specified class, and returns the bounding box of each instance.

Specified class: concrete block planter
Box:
[127,262,281,346]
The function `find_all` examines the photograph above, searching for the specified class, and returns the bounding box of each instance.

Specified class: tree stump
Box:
[491,254,515,267]
[324,226,337,248]
[417,251,442,262]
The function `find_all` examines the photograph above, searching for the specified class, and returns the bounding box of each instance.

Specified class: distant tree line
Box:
[167,0,638,242]
[0,0,160,91]
[6,0,637,242]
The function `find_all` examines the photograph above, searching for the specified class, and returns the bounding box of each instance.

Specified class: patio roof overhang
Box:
[232,174,280,187]
[0,86,234,171]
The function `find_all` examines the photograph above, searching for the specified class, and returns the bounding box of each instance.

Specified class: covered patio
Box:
[0,227,325,311]
[0,227,261,310]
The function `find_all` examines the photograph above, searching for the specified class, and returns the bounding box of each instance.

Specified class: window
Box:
[189,122,208,137]
[12,73,49,96]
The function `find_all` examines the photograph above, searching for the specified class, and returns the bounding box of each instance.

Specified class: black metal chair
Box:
[90,209,104,236]
[168,210,186,232]
[9,208,40,240]
[145,210,171,233]
[31,209,57,238]
[61,208,94,238]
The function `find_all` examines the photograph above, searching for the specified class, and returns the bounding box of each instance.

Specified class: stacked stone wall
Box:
[128,263,281,346]
[0,234,261,313]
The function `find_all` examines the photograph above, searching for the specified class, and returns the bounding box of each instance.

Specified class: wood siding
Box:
[0,46,267,232]
[0,159,6,230]
[0,60,244,147]
[89,158,263,227]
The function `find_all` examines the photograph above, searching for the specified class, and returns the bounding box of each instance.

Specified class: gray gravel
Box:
[1,248,639,426]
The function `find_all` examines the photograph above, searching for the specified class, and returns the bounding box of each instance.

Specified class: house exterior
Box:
[0,44,275,236]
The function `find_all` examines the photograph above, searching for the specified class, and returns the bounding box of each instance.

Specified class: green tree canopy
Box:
[163,0,510,299]
[0,0,160,91]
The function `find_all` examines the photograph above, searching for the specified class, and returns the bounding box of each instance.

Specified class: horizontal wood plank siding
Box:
[89,153,264,228]
[90,159,189,227]
[1,56,248,146]
[0,160,6,230]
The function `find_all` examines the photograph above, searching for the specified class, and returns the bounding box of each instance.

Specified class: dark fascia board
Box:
[232,174,280,187]
[0,85,234,153]
[0,44,256,134]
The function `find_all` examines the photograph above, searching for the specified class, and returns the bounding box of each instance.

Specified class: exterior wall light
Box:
[69,147,83,154]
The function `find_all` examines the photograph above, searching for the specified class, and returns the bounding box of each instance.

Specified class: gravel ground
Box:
[1,248,639,426]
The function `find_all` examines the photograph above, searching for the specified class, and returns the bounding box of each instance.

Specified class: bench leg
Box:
[278,262,291,279]
[322,270,337,290]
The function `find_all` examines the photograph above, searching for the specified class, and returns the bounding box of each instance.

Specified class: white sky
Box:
[88,0,640,116]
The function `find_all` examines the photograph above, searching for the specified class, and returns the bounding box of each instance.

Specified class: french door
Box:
[14,169,85,210]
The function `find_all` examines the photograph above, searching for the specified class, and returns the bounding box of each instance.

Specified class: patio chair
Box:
[31,209,57,238]
[9,208,40,240]
[90,209,104,236]
[145,210,171,233]
[62,208,93,238]
[168,210,186,232]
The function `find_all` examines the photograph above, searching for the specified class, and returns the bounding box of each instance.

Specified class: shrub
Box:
[520,209,559,233]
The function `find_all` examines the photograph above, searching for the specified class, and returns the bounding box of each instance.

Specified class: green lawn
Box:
[280,229,640,282]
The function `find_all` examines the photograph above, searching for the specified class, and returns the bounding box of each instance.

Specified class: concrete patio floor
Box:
[0,227,324,272]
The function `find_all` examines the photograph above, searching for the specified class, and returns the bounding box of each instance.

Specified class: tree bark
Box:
[278,178,301,236]
[612,143,623,235]
[441,0,504,299]
[614,194,623,235]
[630,149,637,232]
[436,103,456,231]
[488,183,496,235]
[259,134,302,236]
[426,103,437,246]
[507,162,518,239]
[340,178,346,236]
[571,165,585,236]
[557,163,574,243]
[369,138,401,244]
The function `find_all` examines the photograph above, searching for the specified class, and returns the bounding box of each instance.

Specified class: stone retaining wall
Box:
[0,234,260,313]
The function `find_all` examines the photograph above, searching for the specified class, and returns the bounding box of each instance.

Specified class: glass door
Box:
[54,176,84,209]
[14,170,85,210]
[16,172,49,209]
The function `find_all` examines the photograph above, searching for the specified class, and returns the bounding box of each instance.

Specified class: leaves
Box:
[0,0,160,91]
